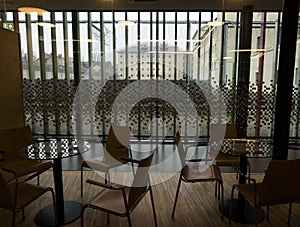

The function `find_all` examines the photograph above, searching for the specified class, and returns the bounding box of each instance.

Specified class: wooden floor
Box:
[0,171,299,227]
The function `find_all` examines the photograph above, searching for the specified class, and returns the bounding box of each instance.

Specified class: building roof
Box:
[117,45,183,53]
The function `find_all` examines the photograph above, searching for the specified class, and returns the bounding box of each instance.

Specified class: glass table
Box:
[18,138,90,227]
[220,138,272,224]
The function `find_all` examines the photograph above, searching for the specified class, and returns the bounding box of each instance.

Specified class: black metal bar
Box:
[236,5,253,138]
[254,12,266,137]
[53,159,64,223]
[273,0,299,160]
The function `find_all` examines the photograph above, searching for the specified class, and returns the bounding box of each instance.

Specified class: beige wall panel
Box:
[0,28,25,129]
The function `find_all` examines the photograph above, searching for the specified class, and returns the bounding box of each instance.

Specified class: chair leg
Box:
[171,174,182,219]
[106,213,110,224]
[37,175,40,186]
[288,203,292,225]
[215,181,218,197]
[22,209,25,220]
[149,186,158,227]
[229,186,236,224]
[266,206,270,221]
[103,170,113,224]
[105,172,108,184]
[254,206,258,227]
[12,209,17,227]
[81,206,86,227]
[127,215,132,227]
[50,189,57,225]
[80,165,84,197]
[104,171,110,224]
[247,163,251,183]
[219,181,224,220]
[218,181,221,200]
[12,179,19,227]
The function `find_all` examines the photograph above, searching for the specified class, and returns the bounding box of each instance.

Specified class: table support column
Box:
[53,159,65,223]
[223,154,265,223]
[35,158,82,227]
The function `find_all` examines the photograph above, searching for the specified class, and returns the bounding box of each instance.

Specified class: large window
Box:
[1,11,300,139]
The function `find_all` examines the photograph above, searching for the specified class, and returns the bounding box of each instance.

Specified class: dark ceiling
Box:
[1,0,286,12]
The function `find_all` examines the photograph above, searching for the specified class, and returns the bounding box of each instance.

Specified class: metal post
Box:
[236,5,253,138]
[273,0,299,160]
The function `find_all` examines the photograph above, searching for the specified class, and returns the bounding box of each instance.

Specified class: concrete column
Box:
[273,0,299,160]
[236,5,253,138]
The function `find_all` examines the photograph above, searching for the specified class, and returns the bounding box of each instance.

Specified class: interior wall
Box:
[2,0,284,11]
[0,28,25,129]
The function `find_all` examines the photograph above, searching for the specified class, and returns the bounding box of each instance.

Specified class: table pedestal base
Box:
[223,199,265,224]
[34,201,82,227]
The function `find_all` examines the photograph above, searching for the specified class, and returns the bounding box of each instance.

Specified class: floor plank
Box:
[0,171,299,227]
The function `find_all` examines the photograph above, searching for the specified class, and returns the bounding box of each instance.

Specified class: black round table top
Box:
[219,138,272,158]
[18,138,91,160]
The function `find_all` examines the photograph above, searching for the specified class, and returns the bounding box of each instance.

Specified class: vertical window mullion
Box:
[72,12,82,136]
[125,12,129,125]
[137,12,141,137]
[150,13,153,136]
[185,12,190,137]
[100,11,106,137]
[87,12,94,135]
[63,12,72,135]
[269,12,281,137]
[38,14,49,135]
[230,12,239,123]
[196,12,201,137]
[219,11,225,88]
[25,13,37,132]
[173,12,178,136]
[112,12,117,125]
[155,12,159,141]
[51,12,60,135]
[162,12,166,138]
[255,12,267,137]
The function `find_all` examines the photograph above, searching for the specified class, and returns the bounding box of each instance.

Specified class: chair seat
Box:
[235,183,263,206]
[0,168,14,183]
[182,164,222,182]
[215,152,240,166]
[82,156,123,172]
[88,186,130,215]
[8,182,52,209]
[2,159,53,177]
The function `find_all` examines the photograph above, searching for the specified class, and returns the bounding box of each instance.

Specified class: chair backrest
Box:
[210,123,237,140]
[0,172,13,209]
[0,125,34,161]
[104,124,131,163]
[128,149,155,210]
[260,158,300,205]
[174,131,186,168]
[224,124,238,138]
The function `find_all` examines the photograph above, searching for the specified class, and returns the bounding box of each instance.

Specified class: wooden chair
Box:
[211,123,251,178]
[0,125,53,183]
[81,149,157,227]
[171,131,224,219]
[81,124,131,196]
[0,159,56,227]
[230,158,300,226]
[0,126,53,213]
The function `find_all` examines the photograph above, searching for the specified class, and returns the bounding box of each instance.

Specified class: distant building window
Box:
[257,36,261,49]
[256,72,259,83]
